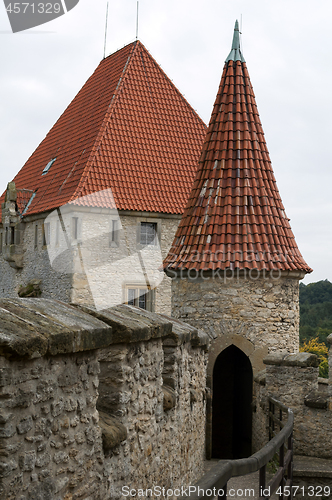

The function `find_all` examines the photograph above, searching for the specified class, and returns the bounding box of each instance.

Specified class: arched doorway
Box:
[212,345,253,459]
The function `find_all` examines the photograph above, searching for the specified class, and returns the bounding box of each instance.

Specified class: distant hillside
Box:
[299,280,332,344]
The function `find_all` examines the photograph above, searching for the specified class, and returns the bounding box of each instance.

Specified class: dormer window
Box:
[42,158,56,175]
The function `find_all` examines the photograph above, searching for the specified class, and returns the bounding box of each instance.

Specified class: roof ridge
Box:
[69,41,139,203]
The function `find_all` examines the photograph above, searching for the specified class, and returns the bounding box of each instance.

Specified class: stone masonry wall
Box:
[0,299,208,500]
[0,210,180,315]
[99,337,206,498]
[70,211,180,315]
[0,217,72,302]
[0,350,104,500]
[262,352,332,458]
[171,274,300,353]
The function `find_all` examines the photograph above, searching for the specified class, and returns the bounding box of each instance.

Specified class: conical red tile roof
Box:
[164,22,312,274]
[0,41,206,218]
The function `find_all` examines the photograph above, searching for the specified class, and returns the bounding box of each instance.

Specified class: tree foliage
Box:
[299,337,329,378]
[299,280,332,378]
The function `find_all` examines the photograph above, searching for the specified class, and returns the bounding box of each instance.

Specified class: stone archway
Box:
[205,335,268,459]
[211,345,253,458]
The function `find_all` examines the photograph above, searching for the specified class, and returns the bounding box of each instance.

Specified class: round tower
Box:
[164,21,312,459]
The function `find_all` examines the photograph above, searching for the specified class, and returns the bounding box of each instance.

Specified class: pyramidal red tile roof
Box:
[164,21,312,275]
[0,41,206,219]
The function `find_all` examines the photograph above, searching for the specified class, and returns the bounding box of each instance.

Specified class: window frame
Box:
[137,219,161,249]
[42,222,50,247]
[124,285,155,312]
[109,218,120,247]
[71,217,79,241]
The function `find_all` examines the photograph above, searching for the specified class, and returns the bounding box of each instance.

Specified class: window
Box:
[72,217,79,240]
[109,219,119,247]
[42,158,56,175]
[0,232,2,253]
[126,287,154,311]
[42,223,50,246]
[140,222,157,246]
[55,220,60,246]
[34,224,38,249]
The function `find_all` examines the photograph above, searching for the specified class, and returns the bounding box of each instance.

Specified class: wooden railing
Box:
[182,397,293,500]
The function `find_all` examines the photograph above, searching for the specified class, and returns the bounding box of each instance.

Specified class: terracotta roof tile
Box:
[164,22,311,275]
[0,41,206,218]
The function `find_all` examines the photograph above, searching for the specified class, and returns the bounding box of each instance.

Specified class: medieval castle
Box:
[0,21,331,500]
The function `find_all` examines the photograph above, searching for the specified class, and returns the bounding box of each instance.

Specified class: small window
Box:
[42,158,56,175]
[42,223,50,246]
[15,226,20,245]
[10,226,15,245]
[140,222,157,246]
[72,217,79,240]
[0,232,2,253]
[55,220,60,246]
[109,219,119,247]
[34,225,38,249]
[126,287,154,312]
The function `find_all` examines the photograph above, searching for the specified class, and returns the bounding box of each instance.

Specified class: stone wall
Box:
[171,273,301,354]
[258,351,332,458]
[0,298,208,500]
[0,208,180,316]
[0,216,72,303]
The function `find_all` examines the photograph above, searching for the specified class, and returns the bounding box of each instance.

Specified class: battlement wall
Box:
[254,348,332,459]
[0,299,209,500]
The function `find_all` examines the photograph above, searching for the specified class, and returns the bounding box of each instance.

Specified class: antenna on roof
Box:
[103,2,109,59]
[136,0,139,40]
[240,14,244,54]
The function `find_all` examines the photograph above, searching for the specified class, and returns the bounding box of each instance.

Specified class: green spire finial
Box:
[225,20,245,63]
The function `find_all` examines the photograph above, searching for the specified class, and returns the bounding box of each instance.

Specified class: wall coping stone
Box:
[263,352,289,365]
[0,299,208,360]
[77,304,209,348]
[304,391,329,410]
[0,298,113,359]
[76,303,172,344]
[294,455,332,478]
[158,314,210,349]
[264,352,319,368]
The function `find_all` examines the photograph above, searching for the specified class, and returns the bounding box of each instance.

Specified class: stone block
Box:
[0,409,13,424]
[53,451,69,464]
[19,451,36,471]
[0,424,16,438]
[98,412,127,451]
[282,352,320,368]
[17,416,33,435]
[263,352,290,365]
[163,385,176,411]
[0,368,12,387]
[58,367,79,387]
[36,452,51,468]
[304,391,329,409]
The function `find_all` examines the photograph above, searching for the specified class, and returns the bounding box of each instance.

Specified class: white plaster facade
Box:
[0,207,180,315]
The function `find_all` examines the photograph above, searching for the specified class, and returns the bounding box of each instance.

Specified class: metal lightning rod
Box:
[136,0,139,40]
[103,2,109,59]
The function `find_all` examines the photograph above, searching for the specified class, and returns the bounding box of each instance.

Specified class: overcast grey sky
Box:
[0,0,331,284]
